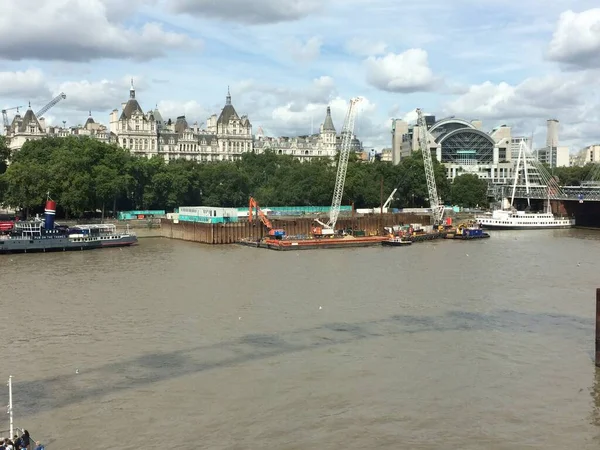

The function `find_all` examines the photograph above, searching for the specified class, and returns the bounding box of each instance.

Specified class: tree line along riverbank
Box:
[0,135,589,219]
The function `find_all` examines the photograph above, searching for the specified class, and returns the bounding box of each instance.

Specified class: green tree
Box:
[0,136,467,216]
[0,136,10,202]
[0,136,9,175]
[450,174,489,208]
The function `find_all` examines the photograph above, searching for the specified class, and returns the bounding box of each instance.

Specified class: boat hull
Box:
[446,232,491,239]
[0,235,138,254]
[239,236,388,250]
[382,240,412,246]
[477,223,574,230]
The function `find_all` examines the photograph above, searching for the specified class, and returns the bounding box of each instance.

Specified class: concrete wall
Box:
[161,213,432,244]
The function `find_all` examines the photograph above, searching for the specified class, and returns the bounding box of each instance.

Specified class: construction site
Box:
[163,101,486,250]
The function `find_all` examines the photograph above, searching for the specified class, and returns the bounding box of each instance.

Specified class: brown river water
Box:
[1,229,600,449]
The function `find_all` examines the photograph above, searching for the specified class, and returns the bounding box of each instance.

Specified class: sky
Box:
[0,0,599,152]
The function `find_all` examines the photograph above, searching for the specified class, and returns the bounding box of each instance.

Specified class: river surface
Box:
[2,230,600,449]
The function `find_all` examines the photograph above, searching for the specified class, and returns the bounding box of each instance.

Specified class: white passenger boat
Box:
[476,209,574,230]
[476,139,575,230]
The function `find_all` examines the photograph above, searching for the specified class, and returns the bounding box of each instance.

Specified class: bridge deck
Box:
[488,185,600,201]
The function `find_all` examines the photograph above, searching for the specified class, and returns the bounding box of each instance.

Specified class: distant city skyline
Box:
[0,1,599,151]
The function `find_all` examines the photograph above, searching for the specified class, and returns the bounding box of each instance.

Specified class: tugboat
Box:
[381,235,413,247]
[446,221,490,240]
[0,199,137,254]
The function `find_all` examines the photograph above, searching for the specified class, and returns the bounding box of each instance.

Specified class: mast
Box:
[524,137,531,209]
[8,375,13,438]
[510,140,524,209]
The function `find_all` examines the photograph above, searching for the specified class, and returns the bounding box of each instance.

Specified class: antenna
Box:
[530,130,535,155]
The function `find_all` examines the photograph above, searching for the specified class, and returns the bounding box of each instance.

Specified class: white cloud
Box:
[443,73,591,120]
[443,72,600,149]
[547,8,600,68]
[169,0,323,24]
[0,69,51,101]
[98,0,157,22]
[287,37,322,63]
[4,1,600,153]
[231,76,337,115]
[260,94,386,147]
[345,38,387,56]
[157,100,211,126]
[365,49,438,93]
[0,0,198,61]
[54,76,152,112]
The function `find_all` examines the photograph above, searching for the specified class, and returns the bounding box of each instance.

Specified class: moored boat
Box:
[382,236,413,246]
[476,138,575,230]
[446,221,490,239]
[0,199,137,254]
[475,209,574,230]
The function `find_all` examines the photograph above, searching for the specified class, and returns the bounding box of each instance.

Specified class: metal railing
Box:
[0,427,40,447]
[488,184,600,201]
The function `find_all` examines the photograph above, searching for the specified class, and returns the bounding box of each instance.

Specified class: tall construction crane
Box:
[36,92,66,118]
[314,97,363,235]
[2,106,23,131]
[416,108,444,225]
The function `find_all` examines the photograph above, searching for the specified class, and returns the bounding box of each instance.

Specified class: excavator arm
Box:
[249,197,285,239]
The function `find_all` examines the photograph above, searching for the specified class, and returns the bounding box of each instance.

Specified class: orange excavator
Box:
[249,197,286,239]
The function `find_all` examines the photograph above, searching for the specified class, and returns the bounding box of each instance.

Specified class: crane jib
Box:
[326,97,363,229]
[416,108,444,224]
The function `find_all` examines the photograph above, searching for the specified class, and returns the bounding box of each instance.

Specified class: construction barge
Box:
[240,235,388,251]
[444,221,490,240]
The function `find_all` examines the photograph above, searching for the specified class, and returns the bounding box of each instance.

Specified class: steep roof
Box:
[119,99,143,120]
[240,115,251,128]
[153,107,164,124]
[119,79,144,120]
[322,106,335,132]
[174,115,189,133]
[217,87,240,125]
[17,108,44,133]
[217,105,240,125]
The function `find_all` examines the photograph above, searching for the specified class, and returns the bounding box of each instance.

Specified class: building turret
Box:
[322,106,336,133]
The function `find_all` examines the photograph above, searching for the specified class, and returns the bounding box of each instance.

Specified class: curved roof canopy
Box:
[429,118,474,134]
[438,128,495,164]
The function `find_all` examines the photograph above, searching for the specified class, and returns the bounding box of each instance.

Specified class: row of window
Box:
[166,154,241,161]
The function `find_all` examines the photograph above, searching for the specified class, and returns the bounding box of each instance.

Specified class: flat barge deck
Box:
[445,232,490,240]
[406,231,448,242]
[239,236,388,250]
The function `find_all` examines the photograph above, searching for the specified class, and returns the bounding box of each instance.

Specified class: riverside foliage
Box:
[0,136,498,217]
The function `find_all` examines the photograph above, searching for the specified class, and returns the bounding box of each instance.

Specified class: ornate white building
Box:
[4,83,359,164]
[109,80,159,157]
[109,84,253,162]
[4,107,46,151]
[253,106,362,161]
[4,106,111,152]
